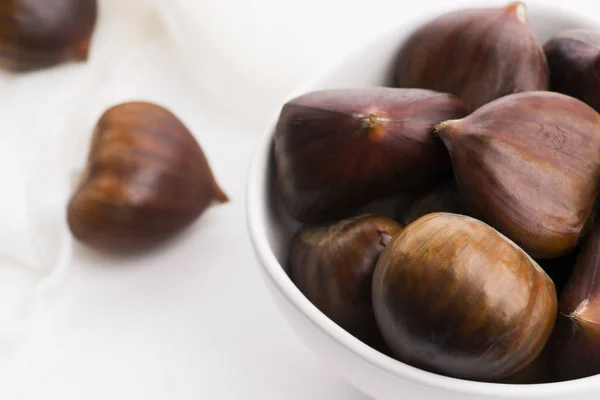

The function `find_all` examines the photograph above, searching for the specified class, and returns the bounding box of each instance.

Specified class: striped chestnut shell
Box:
[435,91,600,259]
[372,213,557,382]
[396,2,548,112]
[67,102,228,254]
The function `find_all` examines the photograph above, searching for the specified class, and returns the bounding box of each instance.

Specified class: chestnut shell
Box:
[396,2,548,111]
[289,214,403,348]
[436,91,600,259]
[549,220,600,381]
[372,213,557,382]
[0,0,97,71]
[68,102,228,253]
[274,87,466,223]
[544,29,600,113]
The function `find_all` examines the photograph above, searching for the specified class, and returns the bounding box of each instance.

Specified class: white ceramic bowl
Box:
[247,3,600,399]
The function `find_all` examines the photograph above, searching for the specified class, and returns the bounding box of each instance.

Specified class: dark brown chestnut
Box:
[67,102,229,254]
[396,2,548,112]
[548,220,600,381]
[0,0,97,71]
[289,214,403,347]
[402,179,469,225]
[544,30,600,113]
[274,87,467,223]
[372,213,557,382]
[436,91,600,259]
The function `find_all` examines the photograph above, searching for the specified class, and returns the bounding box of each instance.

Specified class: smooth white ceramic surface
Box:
[247,3,600,399]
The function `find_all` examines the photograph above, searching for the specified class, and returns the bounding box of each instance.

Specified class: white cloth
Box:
[0,0,596,396]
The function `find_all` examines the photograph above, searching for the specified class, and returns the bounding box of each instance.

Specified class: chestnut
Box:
[396,2,548,111]
[0,0,97,71]
[372,213,557,382]
[274,87,466,223]
[548,220,600,381]
[544,29,600,113]
[289,214,403,348]
[68,102,229,254]
[436,91,600,259]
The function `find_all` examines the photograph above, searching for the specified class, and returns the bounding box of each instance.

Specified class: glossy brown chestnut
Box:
[372,213,557,382]
[396,2,548,111]
[544,30,600,113]
[402,179,469,225]
[549,220,600,381]
[274,87,467,223]
[436,91,600,259]
[289,214,402,347]
[0,0,97,71]
[67,102,228,253]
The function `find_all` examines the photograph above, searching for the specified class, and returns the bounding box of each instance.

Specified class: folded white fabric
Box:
[0,0,161,385]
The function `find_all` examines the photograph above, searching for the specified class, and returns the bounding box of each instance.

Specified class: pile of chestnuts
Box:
[274,2,600,383]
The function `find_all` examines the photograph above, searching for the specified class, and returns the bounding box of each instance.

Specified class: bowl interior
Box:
[249,1,600,397]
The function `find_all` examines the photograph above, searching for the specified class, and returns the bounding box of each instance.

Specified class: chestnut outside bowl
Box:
[247,2,600,399]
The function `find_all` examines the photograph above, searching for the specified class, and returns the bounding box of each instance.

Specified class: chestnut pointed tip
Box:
[504,1,528,23]
[358,112,389,142]
[435,120,463,152]
[213,185,230,204]
[435,119,461,138]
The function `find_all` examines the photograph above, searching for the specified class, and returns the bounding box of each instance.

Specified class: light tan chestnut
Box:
[396,2,548,111]
[68,102,228,254]
[372,213,557,382]
[436,91,600,259]
[0,0,97,71]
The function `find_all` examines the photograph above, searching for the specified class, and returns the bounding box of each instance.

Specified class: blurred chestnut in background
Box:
[68,102,228,254]
[0,0,97,71]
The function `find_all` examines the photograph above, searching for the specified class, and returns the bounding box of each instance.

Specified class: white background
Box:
[1,0,597,399]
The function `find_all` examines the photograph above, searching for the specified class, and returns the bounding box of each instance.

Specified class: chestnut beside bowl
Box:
[247,2,600,399]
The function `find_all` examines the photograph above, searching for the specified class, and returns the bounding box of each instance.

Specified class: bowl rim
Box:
[246,2,600,397]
